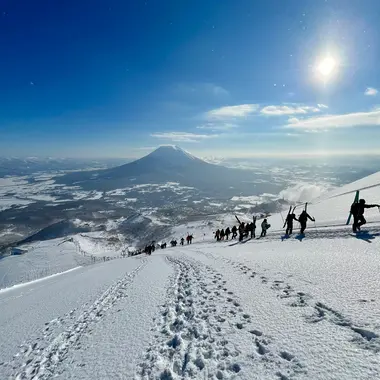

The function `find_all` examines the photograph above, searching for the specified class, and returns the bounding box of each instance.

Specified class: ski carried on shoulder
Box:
[283,206,292,228]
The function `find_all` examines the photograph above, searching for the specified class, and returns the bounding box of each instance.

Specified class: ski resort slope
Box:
[1,172,380,379]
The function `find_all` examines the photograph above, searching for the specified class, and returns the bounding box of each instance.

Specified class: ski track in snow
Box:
[136,255,305,380]
[218,256,380,354]
[6,258,147,380]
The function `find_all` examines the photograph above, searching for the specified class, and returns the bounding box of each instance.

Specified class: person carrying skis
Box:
[220,229,225,241]
[231,225,237,239]
[225,227,231,240]
[298,210,315,235]
[351,199,380,232]
[180,237,185,246]
[260,219,269,237]
[284,213,298,236]
[214,229,220,241]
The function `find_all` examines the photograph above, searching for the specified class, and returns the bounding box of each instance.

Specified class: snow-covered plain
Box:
[1,172,380,379]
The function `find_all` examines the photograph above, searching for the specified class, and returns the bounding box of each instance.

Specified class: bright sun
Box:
[317,57,336,77]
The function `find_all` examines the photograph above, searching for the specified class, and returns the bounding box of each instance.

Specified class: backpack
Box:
[350,202,358,215]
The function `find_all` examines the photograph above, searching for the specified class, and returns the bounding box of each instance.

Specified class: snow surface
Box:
[1,171,380,379]
[0,238,93,289]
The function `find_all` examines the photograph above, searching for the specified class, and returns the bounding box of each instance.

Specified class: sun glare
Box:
[317,57,336,77]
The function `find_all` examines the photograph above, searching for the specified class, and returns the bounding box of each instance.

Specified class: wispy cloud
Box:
[285,109,380,129]
[365,87,378,96]
[174,83,229,97]
[196,123,238,131]
[151,132,218,143]
[261,105,320,116]
[317,104,328,109]
[205,104,259,119]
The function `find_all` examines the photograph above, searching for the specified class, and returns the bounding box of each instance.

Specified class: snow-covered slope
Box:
[268,170,380,231]
[0,238,93,289]
[1,171,380,380]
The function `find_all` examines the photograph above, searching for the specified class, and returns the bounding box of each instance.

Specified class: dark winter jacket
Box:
[298,211,314,224]
[351,203,378,216]
[286,214,298,224]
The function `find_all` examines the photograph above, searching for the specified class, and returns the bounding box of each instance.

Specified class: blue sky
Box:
[1,0,380,158]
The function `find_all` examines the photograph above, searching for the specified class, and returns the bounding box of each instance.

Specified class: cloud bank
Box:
[279,183,331,203]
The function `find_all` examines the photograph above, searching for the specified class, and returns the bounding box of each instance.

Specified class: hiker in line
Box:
[260,219,270,238]
[231,225,237,239]
[180,237,185,245]
[220,229,225,241]
[284,213,298,236]
[187,234,193,244]
[225,227,231,240]
[251,219,256,239]
[298,210,315,235]
[244,223,250,237]
[239,222,245,241]
[351,199,380,232]
[215,229,220,241]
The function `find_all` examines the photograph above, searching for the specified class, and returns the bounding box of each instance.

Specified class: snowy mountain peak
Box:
[145,145,201,162]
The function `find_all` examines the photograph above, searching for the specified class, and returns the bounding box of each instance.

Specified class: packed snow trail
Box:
[180,236,380,379]
[1,222,380,379]
[137,255,304,380]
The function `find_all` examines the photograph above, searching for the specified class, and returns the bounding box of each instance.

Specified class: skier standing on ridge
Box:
[298,210,315,235]
[284,213,298,236]
[351,198,380,232]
